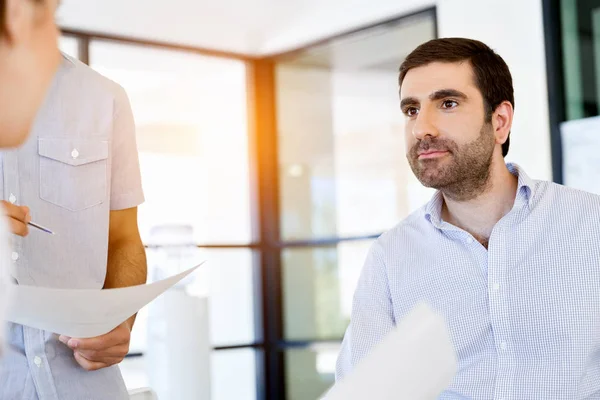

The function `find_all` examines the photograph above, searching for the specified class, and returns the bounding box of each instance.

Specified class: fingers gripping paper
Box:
[3,263,202,338]
[324,303,457,400]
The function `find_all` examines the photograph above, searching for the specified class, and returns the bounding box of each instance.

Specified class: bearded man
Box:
[335,38,600,399]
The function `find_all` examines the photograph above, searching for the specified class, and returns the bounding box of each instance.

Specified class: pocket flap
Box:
[38,138,109,166]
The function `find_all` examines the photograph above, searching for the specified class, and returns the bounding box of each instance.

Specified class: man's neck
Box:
[441,161,518,246]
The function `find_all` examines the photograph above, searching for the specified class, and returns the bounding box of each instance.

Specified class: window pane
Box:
[282,240,373,341]
[59,35,79,59]
[89,41,252,244]
[211,348,258,400]
[120,348,258,400]
[285,345,339,400]
[276,12,436,241]
[560,0,600,120]
[129,248,257,357]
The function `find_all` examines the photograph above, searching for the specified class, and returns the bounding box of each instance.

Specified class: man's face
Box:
[0,0,60,147]
[400,61,498,198]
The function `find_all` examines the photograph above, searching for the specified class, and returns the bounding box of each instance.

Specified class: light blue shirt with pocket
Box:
[0,54,144,400]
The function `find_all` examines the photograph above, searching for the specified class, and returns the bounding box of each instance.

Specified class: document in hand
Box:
[324,303,457,400]
[3,263,203,338]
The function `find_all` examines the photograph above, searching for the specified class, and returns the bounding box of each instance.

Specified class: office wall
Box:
[437,0,552,181]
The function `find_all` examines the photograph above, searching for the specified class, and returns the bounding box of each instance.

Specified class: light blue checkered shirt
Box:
[336,163,600,399]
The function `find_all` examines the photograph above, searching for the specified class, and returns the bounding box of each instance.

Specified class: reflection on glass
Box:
[129,248,257,356]
[120,349,258,400]
[282,240,373,341]
[276,12,437,240]
[285,345,339,400]
[59,35,79,59]
[89,41,252,244]
[560,0,600,120]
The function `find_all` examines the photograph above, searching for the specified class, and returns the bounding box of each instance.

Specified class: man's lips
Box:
[418,150,449,159]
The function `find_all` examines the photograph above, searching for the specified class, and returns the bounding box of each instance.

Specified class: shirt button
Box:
[8,194,16,204]
[71,149,79,159]
[11,252,19,261]
[34,356,42,367]
[500,341,508,351]
[466,237,474,244]
[492,282,500,291]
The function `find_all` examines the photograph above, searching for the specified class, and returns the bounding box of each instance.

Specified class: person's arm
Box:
[335,240,396,381]
[103,206,147,318]
[59,207,147,371]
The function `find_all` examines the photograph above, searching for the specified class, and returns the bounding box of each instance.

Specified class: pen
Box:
[28,221,55,235]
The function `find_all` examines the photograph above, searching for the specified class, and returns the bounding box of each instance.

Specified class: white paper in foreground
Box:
[323,303,457,400]
[3,263,202,338]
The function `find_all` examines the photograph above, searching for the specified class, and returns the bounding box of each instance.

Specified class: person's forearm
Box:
[103,238,147,328]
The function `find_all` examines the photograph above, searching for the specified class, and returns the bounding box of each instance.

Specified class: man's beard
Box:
[407,124,496,201]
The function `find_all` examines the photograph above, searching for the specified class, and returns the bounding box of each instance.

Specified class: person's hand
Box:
[59,321,132,371]
[1,201,31,237]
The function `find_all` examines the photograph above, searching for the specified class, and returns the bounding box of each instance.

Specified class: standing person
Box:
[0,52,148,399]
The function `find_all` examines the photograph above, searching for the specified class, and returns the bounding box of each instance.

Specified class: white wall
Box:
[437,0,552,181]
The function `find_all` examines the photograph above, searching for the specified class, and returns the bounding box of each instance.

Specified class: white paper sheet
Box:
[3,263,202,338]
[323,303,457,400]
[561,116,600,195]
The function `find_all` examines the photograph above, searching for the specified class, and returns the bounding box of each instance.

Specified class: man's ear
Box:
[492,100,514,147]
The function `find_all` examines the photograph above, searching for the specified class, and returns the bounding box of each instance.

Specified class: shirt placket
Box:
[488,221,516,400]
[24,327,60,400]
[4,150,59,400]
[3,151,23,275]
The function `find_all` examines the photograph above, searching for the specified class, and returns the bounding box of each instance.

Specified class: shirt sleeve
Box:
[109,85,144,211]
[335,240,396,382]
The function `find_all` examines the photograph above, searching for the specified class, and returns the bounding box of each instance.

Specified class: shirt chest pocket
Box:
[38,137,109,212]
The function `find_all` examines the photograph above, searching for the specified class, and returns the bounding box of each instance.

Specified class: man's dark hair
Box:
[399,38,514,157]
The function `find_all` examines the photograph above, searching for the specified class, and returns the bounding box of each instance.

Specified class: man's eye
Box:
[442,100,458,109]
[406,107,419,117]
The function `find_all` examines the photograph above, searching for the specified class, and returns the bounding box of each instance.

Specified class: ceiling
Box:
[279,11,436,70]
[57,0,434,56]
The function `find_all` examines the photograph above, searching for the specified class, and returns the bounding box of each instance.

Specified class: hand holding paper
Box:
[59,320,133,371]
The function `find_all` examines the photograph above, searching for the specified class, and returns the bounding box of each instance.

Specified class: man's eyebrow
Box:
[400,89,468,109]
[400,97,419,109]
[429,89,468,101]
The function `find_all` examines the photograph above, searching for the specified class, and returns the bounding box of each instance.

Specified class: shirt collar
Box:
[424,162,536,226]
[61,51,76,67]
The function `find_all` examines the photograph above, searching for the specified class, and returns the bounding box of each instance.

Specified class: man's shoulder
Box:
[60,54,128,103]
[534,179,600,211]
